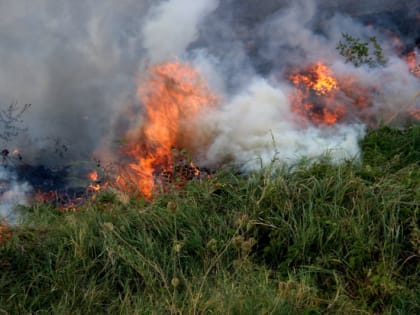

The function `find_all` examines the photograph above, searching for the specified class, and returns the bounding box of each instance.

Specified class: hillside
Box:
[1,124,419,314]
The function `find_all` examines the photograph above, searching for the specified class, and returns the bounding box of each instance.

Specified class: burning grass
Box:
[1,124,419,314]
[117,61,217,199]
[288,61,374,126]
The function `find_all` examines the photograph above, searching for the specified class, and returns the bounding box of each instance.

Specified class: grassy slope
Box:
[0,124,419,314]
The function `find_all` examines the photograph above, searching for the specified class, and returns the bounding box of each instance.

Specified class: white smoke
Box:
[199,78,365,170]
[186,1,419,170]
[142,0,220,63]
[0,0,418,174]
[0,166,31,224]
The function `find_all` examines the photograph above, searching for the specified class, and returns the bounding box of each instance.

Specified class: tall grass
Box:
[1,124,419,314]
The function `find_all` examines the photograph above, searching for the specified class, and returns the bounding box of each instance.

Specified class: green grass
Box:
[1,124,419,314]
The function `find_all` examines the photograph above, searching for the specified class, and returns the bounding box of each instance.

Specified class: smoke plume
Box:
[0,0,419,176]
[142,0,220,63]
[0,166,31,223]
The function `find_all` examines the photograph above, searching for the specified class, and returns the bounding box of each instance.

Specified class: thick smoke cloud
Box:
[0,0,154,163]
[199,78,364,170]
[0,0,419,180]
[142,0,220,63]
[191,0,419,169]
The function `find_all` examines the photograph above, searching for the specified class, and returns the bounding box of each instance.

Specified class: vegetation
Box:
[337,33,387,68]
[1,124,419,314]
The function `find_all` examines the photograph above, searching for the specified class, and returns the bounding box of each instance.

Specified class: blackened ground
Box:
[14,164,69,192]
[13,163,91,208]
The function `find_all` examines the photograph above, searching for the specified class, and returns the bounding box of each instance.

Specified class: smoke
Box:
[142,0,220,63]
[0,0,419,175]
[186,0,419,169]
[0,0,153,164]
[199,78,365,170]
[0,166,31,224]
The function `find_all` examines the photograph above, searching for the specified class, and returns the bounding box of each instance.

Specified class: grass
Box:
[1,124,419,314]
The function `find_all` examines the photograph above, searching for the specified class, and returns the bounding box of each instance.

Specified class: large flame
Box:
[118,61,216,198]
[290,62,338,96]
[289,62,371,125]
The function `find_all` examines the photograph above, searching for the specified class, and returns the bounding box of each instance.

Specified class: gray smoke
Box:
[142,0,220,63]
[0,0,153,163]
[190,0,419,169]
[0,0,418,174]
[0,166,31,224]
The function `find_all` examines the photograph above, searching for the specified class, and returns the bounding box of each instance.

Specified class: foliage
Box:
[337,33,387,67]
[0,125,419,314]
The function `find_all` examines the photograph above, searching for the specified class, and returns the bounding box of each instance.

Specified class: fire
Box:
[405,51,420,77]
[87,170,102,192]
[88,184,101,192]
[118,61,217,198]
[289,62,347,125]
[32,169,103,210]
[289,62,372,125]
[88,171,98,182]
[404,51,420,120]
[290,62,338,96]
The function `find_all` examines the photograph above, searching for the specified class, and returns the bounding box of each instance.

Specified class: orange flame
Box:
[88,171,98,182]
[87,170,102,192]
[119,61,216,198]
[405,51,420,77]
[290,62,338,95]
[88,184,101,192]
[289,62,373,126]
[289,62,347,125]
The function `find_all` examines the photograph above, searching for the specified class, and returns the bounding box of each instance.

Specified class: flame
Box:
[403,51,420,120]
[289,62,347,125]
[118,61,216,198]
[289,62,372,125]
[87,170,102,192]
[88,184,101,192]
[88,171,98,182]
[190,161,201,177]
[290,62,338,96]
[405,51,420,77]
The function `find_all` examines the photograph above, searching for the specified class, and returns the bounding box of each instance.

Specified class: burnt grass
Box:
[1,124,419,314]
